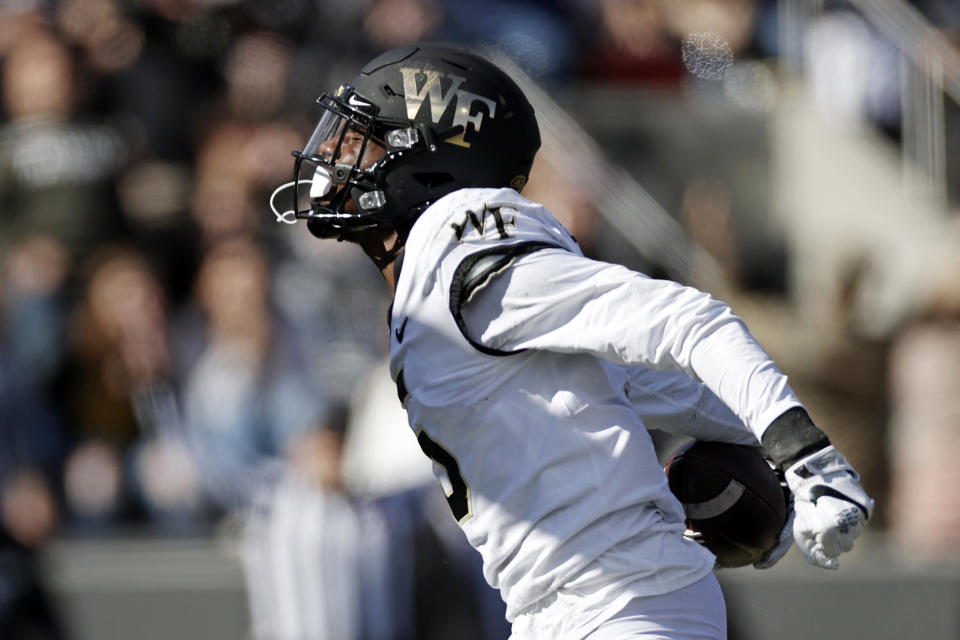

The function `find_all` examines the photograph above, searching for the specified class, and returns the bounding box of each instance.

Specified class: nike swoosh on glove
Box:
[784,445,874,569]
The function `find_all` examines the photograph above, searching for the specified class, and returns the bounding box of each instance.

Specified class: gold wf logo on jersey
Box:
[451,206,516,242]
[400,67,496,148]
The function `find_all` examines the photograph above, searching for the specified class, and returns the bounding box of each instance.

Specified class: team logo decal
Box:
[400,67,496,148]
[450,206,516,242]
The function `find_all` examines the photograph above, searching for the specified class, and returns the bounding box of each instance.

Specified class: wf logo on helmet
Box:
[400,67,496,148]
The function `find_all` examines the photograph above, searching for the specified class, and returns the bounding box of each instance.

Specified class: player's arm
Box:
[461,247,873,569]
[461,247,799,434]
[624,366,758,446]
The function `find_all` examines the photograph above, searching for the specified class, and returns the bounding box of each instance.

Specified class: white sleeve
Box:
[460,248,802,440]
[625,366,759,446]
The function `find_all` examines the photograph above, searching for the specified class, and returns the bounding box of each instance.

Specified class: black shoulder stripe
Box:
[449,241,562,357]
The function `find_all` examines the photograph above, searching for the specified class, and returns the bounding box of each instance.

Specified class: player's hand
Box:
[754,490,794,569]
[783,445,874,570]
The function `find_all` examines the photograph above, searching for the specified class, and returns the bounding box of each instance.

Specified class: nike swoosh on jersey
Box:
[394,317,408,343]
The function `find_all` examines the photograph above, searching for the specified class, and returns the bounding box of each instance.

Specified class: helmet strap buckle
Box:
[386,127,419,151]
[357,190,386,212]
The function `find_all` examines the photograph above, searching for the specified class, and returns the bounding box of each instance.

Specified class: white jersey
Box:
[388,188,801,638]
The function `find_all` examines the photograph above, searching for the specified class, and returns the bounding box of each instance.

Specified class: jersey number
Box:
[417,430,472,524]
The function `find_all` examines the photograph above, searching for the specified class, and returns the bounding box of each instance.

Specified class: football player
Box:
[270,44,874,640]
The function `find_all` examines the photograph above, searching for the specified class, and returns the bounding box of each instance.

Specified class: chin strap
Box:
[269,180,300,224]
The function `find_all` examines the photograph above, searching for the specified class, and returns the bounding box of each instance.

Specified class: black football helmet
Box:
[270,44,541,238]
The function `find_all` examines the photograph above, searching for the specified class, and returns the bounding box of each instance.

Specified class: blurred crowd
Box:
[1,0,960,638]
[0,0,792,547]
[0,1,779,637]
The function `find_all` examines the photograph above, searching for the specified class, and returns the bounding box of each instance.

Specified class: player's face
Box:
[309,124,387,212]
[314,125,386,170]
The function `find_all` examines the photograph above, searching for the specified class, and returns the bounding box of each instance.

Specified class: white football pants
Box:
[583,574,726,640]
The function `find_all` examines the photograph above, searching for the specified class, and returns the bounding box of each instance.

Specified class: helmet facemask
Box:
[286,89,415,239]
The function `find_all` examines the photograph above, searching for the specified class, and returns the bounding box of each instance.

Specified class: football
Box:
[664,440,787,568]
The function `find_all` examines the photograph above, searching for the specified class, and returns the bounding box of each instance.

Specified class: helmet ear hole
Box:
[412,172,456,190]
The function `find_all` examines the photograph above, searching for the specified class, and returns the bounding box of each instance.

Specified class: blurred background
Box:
[1,0,959,638]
